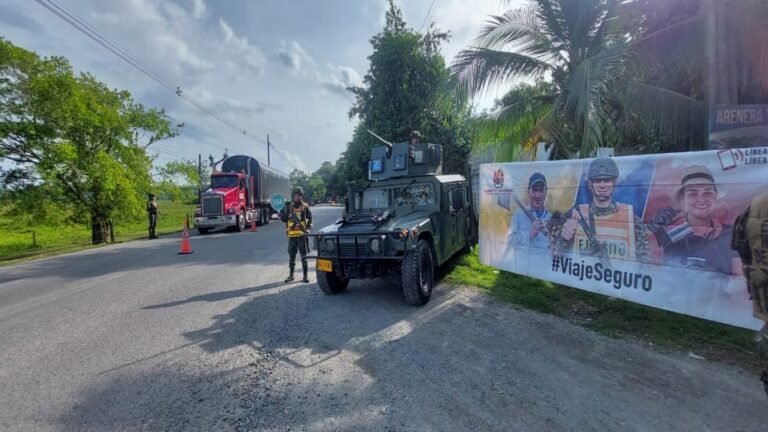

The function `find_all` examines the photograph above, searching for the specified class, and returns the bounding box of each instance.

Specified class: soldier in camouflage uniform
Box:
[555,158,651,263]
[146,193,160,239]
[280,187,313,283]
[731,191,768,395]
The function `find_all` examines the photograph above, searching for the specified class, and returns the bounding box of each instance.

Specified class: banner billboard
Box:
[709,104,768,149]
[479,148,768,330]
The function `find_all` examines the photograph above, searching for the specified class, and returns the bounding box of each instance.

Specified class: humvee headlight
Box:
[325,238,335,253]
[370,237,382,254]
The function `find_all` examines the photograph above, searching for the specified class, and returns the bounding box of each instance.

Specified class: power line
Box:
[420,0,439,32]
[34,0,301,171]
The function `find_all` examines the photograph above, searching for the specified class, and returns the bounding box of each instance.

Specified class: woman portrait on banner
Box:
[650,165,742,275]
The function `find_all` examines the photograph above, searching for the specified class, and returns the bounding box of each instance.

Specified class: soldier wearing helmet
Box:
[410,131,421,145]
[731,190,768,395]
[557,157,650,263]
[279,186,313,282]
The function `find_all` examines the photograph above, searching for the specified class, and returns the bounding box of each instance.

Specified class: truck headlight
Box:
[370,237,382,254]
[325,238,335,253]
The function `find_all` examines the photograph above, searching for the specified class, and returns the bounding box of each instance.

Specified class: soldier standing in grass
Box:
[731,190,768,396]
[280,187,313,283]
[146,193,160,239]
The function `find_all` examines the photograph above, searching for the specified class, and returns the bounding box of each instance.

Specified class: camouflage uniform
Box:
[146,195,159,239]
[731,191,768,395]
[280,189,312,283]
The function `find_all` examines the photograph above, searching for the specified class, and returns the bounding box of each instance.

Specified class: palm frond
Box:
[471,97,553,162]
[629,13,705,75]
[474,7,562,64]
[450,48,554,96]
[563,44,626,151]
[624,82,705,150]
[535,0,569,52]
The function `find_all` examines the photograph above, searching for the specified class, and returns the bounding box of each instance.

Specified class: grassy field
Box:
[0,200,196,263]
[446,249,760,369]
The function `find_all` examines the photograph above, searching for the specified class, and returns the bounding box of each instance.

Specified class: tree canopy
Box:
[339,0,471,185]
[0,38,174,242]
[452,0,768,160]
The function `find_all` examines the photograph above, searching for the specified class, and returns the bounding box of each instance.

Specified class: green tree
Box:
[341,0,471,184]
[289,169,311,200]
[155,159,208,203]
[451,0,704,159]
[0,38,174,243]
[308,173,326,204]
[313,160,341,200]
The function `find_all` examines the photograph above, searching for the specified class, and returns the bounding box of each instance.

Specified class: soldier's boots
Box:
[284,267,295,283]
[302,266,309,283]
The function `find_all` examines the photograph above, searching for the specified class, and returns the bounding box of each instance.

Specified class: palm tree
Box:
[450,0,706,160]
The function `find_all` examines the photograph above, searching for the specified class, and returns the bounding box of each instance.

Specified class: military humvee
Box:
[308,141,477,305]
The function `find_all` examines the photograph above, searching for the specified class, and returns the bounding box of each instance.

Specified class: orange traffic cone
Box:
[250,214,258,232]
[178,216,193,254]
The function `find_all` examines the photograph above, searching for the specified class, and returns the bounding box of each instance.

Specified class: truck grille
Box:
[338,241,368,258]
[202,195,223,215]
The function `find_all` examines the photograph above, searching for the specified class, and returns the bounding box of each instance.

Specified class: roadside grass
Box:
[446,249,760,369]
[0,200,195,263]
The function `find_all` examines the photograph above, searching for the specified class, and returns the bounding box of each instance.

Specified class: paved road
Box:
[0,206,766,431]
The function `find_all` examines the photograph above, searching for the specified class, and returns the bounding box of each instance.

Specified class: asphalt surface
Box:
[0,206,766,431]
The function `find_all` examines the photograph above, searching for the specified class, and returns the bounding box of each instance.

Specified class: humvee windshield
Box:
[361,188,389,209]
[394,184,435,207]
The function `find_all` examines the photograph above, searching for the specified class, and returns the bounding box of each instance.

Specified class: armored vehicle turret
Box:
[307,141,477,306]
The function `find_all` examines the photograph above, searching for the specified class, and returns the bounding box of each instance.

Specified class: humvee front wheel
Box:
[317,267,349,294]
[401,239,434,306]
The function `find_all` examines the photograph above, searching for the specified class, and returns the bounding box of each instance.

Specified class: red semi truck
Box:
[193,155,290,234]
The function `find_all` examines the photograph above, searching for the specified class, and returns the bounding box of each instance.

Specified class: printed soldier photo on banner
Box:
[554,157,652,263]
[479,150,766,330]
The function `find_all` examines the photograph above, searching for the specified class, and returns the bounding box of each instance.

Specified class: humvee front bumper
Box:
[304,230,408,261]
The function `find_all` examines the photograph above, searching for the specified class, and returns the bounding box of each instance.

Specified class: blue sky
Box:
[1,0,523,173]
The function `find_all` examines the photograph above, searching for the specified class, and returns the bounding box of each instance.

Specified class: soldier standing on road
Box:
[147,193,160,239]
[280,187,313,283]
[731,190,768,396]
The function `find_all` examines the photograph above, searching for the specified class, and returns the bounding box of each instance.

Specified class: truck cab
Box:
[310,142,476,306]
[194,155,290,234]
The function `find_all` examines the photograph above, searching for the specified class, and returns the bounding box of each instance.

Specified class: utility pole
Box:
[267,134,271,167]
[198,153,202,200]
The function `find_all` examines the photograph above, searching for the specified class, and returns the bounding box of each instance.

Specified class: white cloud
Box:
[317,65,363,98]
[275,40,315,73]
[282,150,308,172]
[90,0,214,77]
[190,0,207,20]
[219,18,266,76]
[185,86,281,115]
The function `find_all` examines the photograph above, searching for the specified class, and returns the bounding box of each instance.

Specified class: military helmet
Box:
[292,186,304,196]
[410,130,422,139]
[588,158,619,179]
